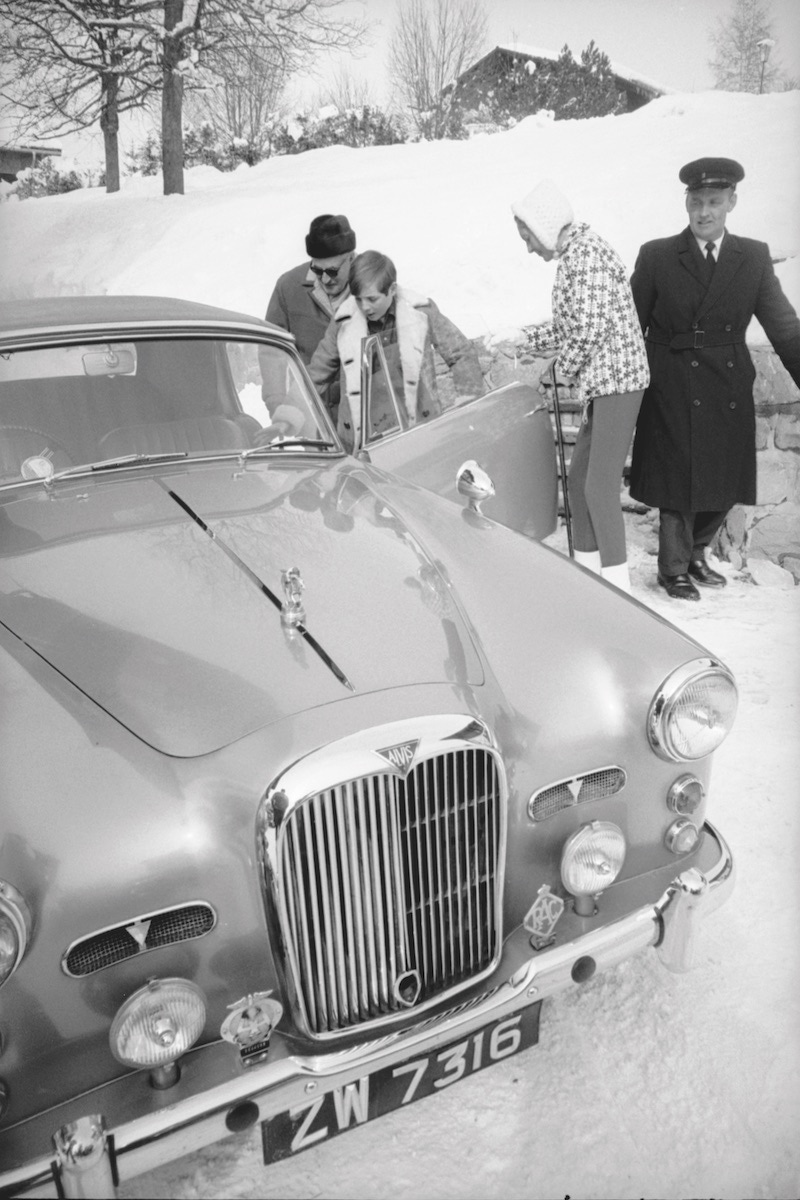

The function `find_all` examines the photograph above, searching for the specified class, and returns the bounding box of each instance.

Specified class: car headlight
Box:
[648,659,737,761]
[0,881,32,989]
[110,978,206,1072]
[560,821,626,915]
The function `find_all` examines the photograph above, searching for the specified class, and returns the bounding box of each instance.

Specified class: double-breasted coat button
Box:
[693,399,701,406]
[691,360,699,367]
[725,324,732,331]
[727,361,734,367]
[730,401,736,409]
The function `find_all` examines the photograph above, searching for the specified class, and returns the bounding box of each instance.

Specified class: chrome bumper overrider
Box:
[1,822,733,1200]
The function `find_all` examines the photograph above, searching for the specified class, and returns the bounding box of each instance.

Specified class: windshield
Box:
[0,335,337,484]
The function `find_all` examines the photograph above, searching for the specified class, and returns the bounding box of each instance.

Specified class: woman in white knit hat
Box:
[512,179,649,593]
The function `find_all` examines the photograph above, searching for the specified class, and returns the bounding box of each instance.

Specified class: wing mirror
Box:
[456,459,495,515]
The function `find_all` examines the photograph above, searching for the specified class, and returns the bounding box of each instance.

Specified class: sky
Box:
[297,0,800,103]
[1,85,799,1199]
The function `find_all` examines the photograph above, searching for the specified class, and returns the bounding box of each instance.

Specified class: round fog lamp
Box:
[110,978,206,1069]
[665,818,700,855]
[560,821,626,903]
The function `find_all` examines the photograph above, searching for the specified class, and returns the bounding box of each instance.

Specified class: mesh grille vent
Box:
[529,767,626,823]
[64,903,216,976]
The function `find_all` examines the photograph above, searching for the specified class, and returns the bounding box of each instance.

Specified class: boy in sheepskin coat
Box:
[308,251,485,450]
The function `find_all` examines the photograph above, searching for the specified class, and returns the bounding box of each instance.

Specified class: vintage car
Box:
[0,297,736,1198]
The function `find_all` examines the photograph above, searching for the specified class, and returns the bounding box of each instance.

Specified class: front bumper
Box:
[1,821,733,1199]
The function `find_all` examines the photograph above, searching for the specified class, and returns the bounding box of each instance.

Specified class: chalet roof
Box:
[467,44,672,99]
[0,143,62,155]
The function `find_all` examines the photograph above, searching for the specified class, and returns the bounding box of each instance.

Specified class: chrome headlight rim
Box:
[648,657,738,762]
[0,880,33,988]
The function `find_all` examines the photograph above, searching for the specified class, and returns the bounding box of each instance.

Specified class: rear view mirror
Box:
[82,345,137,377]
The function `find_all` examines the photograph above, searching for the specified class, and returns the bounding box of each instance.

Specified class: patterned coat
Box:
[308,288,485,447]
[523,222,650,404]
[629,228,800,511]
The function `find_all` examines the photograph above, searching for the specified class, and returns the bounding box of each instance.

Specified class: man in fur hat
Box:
[265,214,357,416]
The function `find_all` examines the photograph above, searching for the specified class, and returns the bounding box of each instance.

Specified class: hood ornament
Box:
[280,566,305,630]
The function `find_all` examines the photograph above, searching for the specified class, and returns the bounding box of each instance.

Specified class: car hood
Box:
[0,461,484,755]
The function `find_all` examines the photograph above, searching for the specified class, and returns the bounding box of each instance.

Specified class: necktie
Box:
[705,241,716,280]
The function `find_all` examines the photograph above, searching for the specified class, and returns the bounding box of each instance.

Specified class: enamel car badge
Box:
[221,992,283,1048]
[524,885,565,951]
[375,739,420,777]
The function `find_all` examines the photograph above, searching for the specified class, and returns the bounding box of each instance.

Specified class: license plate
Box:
[261,1002,541,1164]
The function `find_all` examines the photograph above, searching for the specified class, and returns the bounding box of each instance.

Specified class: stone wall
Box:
[476,338,800,583]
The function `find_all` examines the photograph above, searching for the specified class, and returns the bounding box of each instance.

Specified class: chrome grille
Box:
[63,903,216,976]
[528,767,626,822]
[278,747,502,1035]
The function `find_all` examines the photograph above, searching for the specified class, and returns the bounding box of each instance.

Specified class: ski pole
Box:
[549,361,574,557]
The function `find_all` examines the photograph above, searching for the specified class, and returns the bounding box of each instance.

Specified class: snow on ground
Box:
[2,88,799,1199]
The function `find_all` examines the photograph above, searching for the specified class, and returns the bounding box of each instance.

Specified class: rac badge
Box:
[524,885,565,951]
[375,738,420,777]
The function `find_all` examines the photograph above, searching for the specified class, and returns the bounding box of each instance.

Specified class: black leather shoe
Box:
[688,558,727,587]
[657,572,701,601]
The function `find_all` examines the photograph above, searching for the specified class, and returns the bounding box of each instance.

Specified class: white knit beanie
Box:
[511,179,574,251]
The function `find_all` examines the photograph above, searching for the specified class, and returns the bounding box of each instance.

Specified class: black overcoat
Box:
[629,227,800,511]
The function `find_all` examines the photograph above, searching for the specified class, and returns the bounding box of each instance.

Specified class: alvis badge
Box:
[524,885,565,951]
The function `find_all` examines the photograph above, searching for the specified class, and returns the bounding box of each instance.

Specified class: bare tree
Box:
[0,0,162,193]
[0,0,365,196]
[183,38,288,158]
[708,0,784,92]
[388,0,488,137]
[316,66,374,113]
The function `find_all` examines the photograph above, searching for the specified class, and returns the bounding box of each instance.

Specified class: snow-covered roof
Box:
[490,43,673,97]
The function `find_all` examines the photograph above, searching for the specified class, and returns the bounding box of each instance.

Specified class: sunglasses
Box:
[310,260,348,280]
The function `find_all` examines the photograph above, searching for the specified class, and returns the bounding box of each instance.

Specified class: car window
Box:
[362,336,404,445]
[0,336,336,483]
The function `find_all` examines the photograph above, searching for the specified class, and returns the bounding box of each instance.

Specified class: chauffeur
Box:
[629,157,800,600]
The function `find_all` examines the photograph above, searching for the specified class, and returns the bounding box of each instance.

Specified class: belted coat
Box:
[629,227,800,511]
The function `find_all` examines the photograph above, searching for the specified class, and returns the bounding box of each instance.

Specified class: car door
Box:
[354,334,558,540]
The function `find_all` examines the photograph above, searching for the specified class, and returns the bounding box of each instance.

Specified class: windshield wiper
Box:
[52,452,190,479]
[239,437,336,458]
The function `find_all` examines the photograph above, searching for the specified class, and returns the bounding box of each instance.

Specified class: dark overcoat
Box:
[629,227,800,511]
[265,262,343,413]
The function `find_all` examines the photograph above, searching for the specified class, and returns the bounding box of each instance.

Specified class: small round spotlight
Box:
[665,818,700,855]
[667,775,705,816]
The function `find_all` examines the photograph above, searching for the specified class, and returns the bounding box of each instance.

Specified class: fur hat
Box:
[511,179,574,251]
[306,214,356,258]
